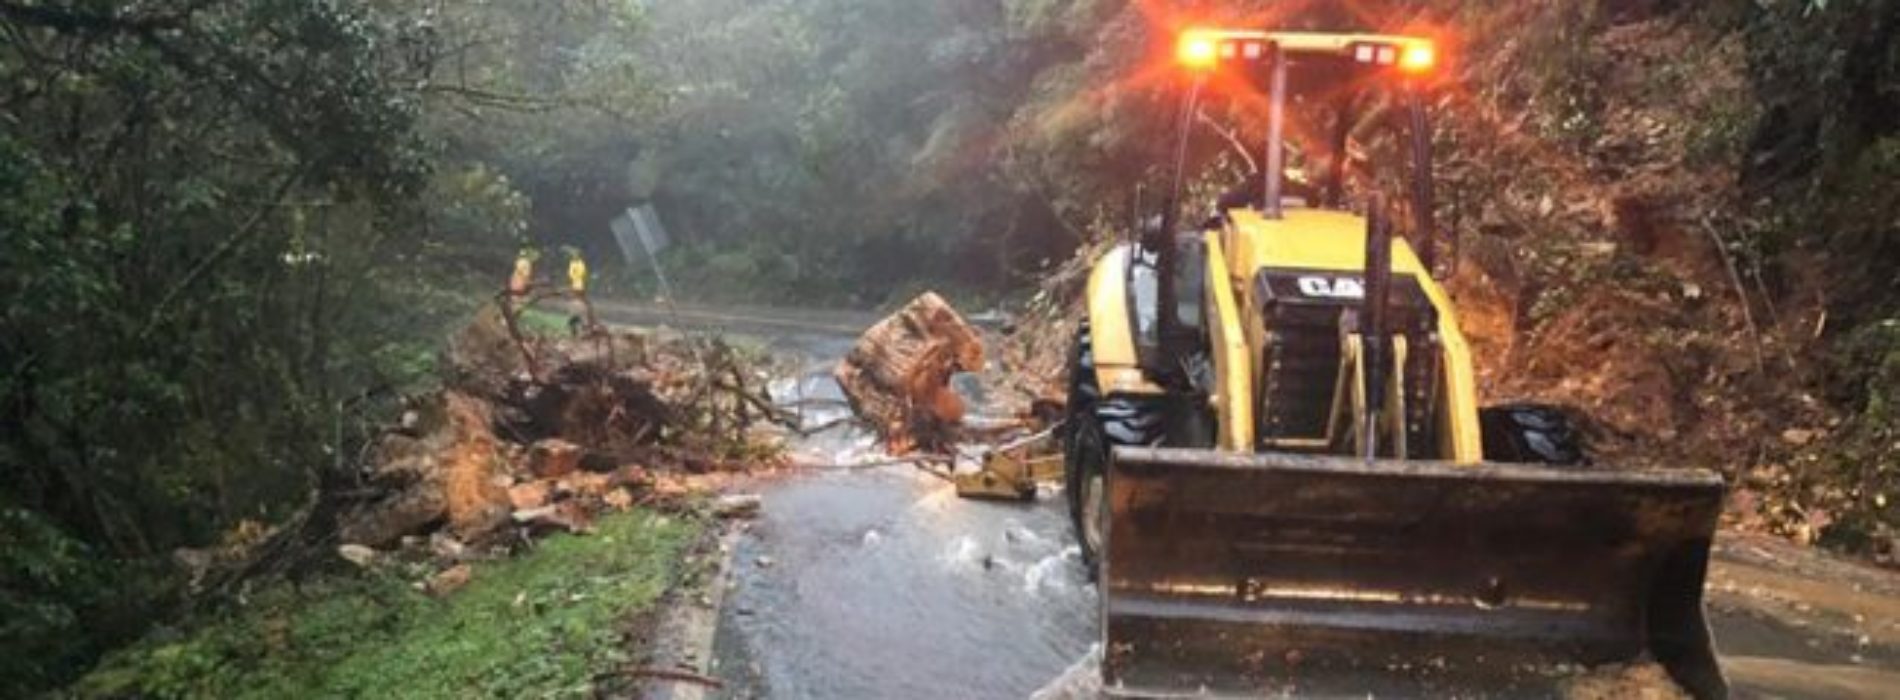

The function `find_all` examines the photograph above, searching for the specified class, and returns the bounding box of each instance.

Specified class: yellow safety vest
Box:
[510,257,533,294]
[568,257,587,293]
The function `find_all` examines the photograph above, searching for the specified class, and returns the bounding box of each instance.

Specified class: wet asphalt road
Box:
[709,464,1095,699]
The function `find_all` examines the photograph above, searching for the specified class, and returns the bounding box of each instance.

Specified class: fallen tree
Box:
[186,303,786,600]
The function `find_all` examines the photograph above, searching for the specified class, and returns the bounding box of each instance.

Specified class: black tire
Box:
[1064,323,1108,578]
[1479,403,1589,467]
[1066,405,1112,579]
[1064,322,1170,579]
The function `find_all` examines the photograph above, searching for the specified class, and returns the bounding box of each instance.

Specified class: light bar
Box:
[1177,29,1276,71]
[1179,31,1436,75]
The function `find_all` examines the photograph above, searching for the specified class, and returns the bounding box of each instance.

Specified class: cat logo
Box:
[1297,275,1365,299]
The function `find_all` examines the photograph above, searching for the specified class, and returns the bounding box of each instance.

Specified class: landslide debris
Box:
[344,304,784,550]
[1556,661,1690,700]
[186,303,785,597]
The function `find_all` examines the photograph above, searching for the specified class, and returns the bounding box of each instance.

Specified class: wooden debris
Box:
[835,292,985,453]
[508,481,552,510]
[554,471,613,499]
[440,392,512,540]
[511,501,594,535]
[599,666,725,689]
[528,438,583,478]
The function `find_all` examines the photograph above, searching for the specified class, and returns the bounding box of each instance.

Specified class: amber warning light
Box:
[1352,40,1437,74]
[1176,32,1219,70]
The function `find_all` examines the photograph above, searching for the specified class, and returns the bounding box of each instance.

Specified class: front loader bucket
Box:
[1102,448,1727,699]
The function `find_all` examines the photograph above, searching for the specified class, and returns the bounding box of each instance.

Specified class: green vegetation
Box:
[1736,0,1900,550]
[603,0,1169,305]
[73,510,695,699]
[516,307,578,338]
[1817,319,1900,551]
[0,2,657,691]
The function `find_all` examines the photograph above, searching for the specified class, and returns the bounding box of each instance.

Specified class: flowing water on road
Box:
[704,350,1098,699]
[709,464,1095,699]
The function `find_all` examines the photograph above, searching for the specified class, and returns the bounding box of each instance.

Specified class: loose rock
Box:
[1780,428,1817,446]
[528,438,584,478]
[1558,661,1688,700]
[337,544,379,568]
[712,494,763,519]
[429,533,469,562]
[426,563,473,596]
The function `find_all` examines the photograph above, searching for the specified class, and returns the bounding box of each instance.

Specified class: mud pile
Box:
[338,304,784,556]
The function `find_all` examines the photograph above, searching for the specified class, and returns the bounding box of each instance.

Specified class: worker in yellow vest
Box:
[505,247,539,318]
[567,251,587,295]
[565,247,597,334]
[510,248,535,296]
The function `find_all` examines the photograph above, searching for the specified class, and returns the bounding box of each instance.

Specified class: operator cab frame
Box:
[1134,30,1447,391]
[1171,30,1438,238]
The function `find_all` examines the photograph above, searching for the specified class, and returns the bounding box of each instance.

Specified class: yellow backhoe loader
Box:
[1063,28,1728,698]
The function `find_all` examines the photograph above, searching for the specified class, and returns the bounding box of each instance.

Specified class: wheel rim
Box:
[1081,472,1106,558]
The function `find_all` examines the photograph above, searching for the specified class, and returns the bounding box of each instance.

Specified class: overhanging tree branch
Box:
[0,0,208,35]
[138,166,308,340]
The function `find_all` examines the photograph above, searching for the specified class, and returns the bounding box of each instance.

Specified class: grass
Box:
[516,305,576,337]
[71,510,697,700]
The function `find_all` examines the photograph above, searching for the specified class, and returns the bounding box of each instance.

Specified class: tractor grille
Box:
[1252,269,1442,455]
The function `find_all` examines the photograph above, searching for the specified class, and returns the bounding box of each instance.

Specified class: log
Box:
[835,292,984,453]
